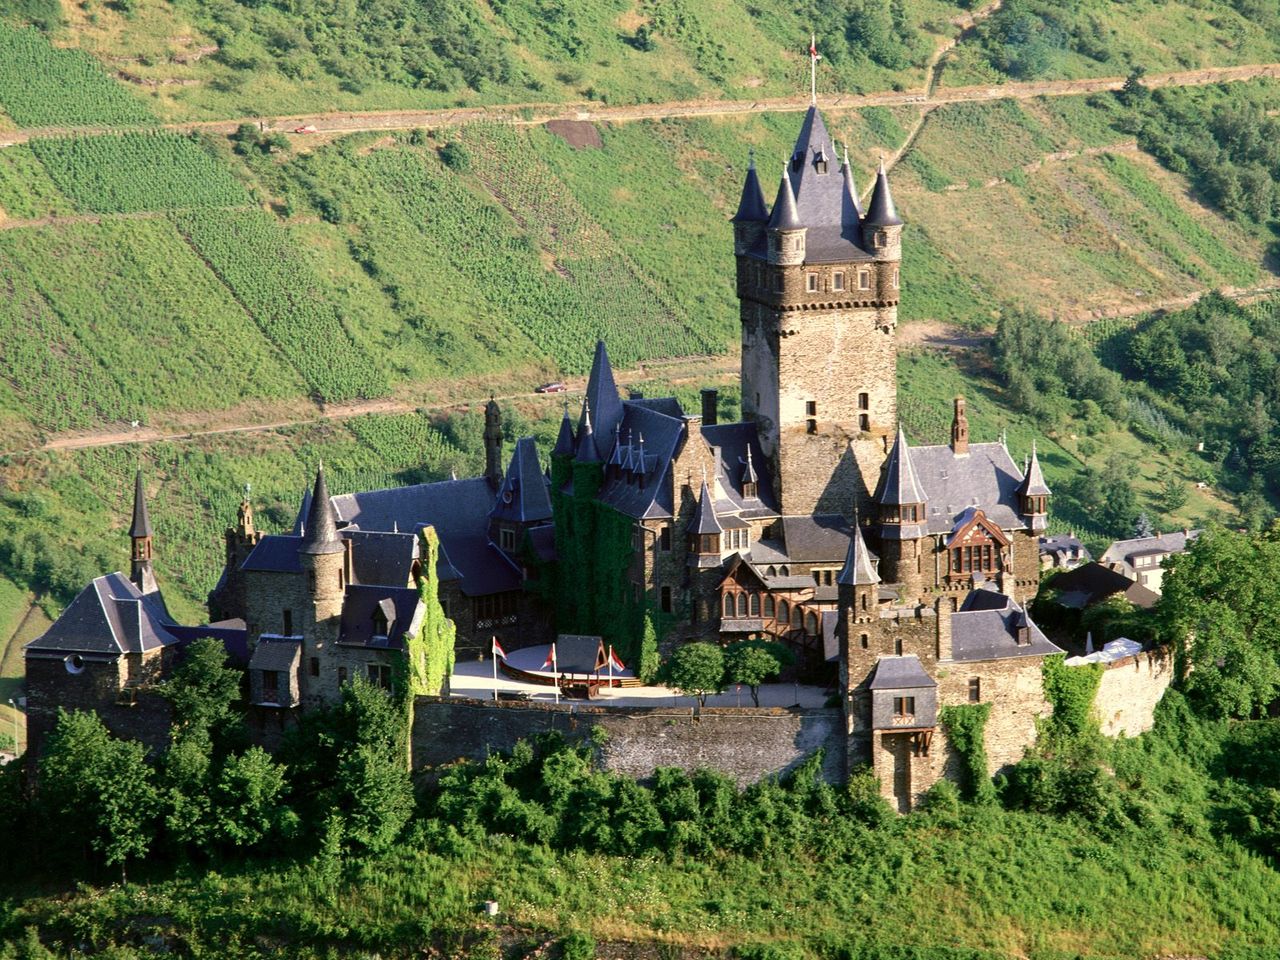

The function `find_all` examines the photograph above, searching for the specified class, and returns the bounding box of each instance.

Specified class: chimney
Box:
[935,596,952,661]
[951,396,969,455]
[701,388,719,426]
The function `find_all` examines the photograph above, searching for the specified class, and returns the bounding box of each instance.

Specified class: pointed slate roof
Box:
[767,167,802,230]
[875,426,927,506]
[575,400,601,464]
[1017,442,1051,497]
[292,485,313,536]
[129,471,153,538]
[691,480,723,535]
[299,464,344,555]
[864,159,903,227]
[491,437,553,524]
[581,341,623,459]
[837,520,880,586]
[841,144,863,219]
[732,152,769,223]
[741,446,758,488]
[552,407,576,457]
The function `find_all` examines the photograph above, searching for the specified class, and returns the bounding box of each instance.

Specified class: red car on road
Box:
[536,382,568,394]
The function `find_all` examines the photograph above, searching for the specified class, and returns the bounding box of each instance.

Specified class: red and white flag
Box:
[542,643,557,671]
[608,647,626,672]
[492,637,508,661]
[809,34,820,61]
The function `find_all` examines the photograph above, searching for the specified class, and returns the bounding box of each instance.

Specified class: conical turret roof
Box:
[732,151,769,223]
[1017,441,1052,497]
[741,446,758,488]
[575,400,601,464]
[767,167,802,230]
[841,144,863,220]
[691,479,722,535]
[837,520,880,586]
[299,463,344,555]
[552,405,576,457]
[874,426,926,506]
[580,340,623,460]
[864,159,903,227]
[129,470,153,538]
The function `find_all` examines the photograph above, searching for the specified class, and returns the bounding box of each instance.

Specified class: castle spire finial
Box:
[808,33,821,105]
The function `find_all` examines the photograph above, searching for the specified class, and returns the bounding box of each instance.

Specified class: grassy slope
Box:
[7,797,1280,958]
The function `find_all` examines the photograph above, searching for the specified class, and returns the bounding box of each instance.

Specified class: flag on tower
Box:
[492,637,508,661]
[808,33,821,104]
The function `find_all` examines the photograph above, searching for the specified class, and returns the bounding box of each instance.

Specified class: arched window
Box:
[737,593,749,617]
[749,593,760,616]
[763,595,775,619]
[779,565,790,577]
[805,612,818,635]
[791,605,802,628]
[779,599,790,625]
[766,565,777,577]
[861,594,868,611]
[724,593,735,617]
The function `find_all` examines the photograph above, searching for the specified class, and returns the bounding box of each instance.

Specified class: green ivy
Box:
[1042,654,1103,744]
[407,526,456,698]
[940,703,995,804]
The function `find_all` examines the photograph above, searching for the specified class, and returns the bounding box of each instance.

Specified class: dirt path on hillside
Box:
[4,61,1280,147]
[1,356,740,458]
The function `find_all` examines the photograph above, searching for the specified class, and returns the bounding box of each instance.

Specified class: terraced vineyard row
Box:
[175,209,390,404]
[29,132,251,214]
[0,21,153,128]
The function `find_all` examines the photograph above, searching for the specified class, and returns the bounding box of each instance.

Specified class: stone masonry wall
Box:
[411,696,845,786]
[1092,647,1174,737]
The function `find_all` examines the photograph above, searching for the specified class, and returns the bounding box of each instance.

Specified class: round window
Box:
[64,654,85,675]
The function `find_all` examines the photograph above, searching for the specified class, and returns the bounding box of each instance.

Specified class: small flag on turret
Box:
[492,637,508,661]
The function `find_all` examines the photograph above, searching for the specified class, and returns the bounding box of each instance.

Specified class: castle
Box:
[24,105,1067,810]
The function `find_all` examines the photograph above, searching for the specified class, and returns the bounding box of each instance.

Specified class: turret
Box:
[552,404,576,459]
[874,426,927,529]
[484,396,504,489]
[766,167,805,265]
[574,400,600,464]
[129,470,158,595]
[732,149,769,256]
[1016,441,1051,531]
[951,396,970,456]
[689,478,722,562]
[864,159,903,264]
[741,447,759,501]
[299,463,345,622]
[837,517,880,623]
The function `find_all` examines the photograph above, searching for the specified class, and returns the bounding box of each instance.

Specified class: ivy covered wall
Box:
[407,526,456,698]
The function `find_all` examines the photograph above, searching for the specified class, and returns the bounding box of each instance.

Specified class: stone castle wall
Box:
[411,696,845,786]
[1092,647,1174,737]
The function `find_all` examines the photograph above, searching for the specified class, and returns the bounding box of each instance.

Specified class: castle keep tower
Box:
[734,108,903,517]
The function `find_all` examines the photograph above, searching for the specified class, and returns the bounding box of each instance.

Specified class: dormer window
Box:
[814,154,828,174]
[743,479,757,500]
[372,608,389,637]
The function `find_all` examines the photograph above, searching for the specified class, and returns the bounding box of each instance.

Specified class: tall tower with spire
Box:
[129,470,158,595]
[733,102,903,517]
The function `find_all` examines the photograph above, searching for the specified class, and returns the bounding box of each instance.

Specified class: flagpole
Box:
[492,635,498,702]
[608,644,614,690]
[810,33,817,105]
[553,645,559,706]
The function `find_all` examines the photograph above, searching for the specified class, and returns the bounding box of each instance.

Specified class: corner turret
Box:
[129,470,158,595]
[732,149,769,255]
[864,159,903,264]
[766,167,805,265]
[484,396,504,490]
[1017,441,1051,531]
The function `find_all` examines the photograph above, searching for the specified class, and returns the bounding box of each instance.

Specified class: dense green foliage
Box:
[938,703,993,803]
[1098,292,1280,512]
[408,526,455,697]
[38,709,159,881]
[0,21,153,127]
[29,133,250,213]
[1041,654,1103,745]
[1160,526,1280,718]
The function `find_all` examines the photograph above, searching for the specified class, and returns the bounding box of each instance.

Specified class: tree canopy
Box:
[661,642,725,707]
